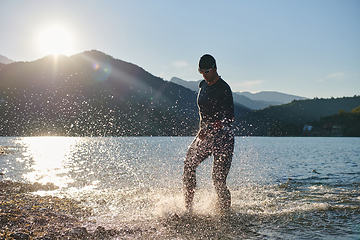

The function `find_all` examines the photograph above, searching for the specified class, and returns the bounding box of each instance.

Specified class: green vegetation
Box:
[0,51,358,137]
[0,50,249,136]
[235,96,360,136]
[0,51,200,136]
[314,106,360,137]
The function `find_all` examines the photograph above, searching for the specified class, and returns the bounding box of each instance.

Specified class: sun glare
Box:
[21,137,79,187]
[39,25,75,56]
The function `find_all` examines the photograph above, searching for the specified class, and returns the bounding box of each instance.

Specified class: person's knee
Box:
[212,169,226,182]
[183,168,196,186]
[184,156,202,175]
[183,161,196,175]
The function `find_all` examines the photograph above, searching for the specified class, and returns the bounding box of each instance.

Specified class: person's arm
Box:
[212,87,234,126]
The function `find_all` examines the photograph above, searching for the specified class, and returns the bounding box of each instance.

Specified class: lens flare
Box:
[91,62,112,82]
[93,63,100,71]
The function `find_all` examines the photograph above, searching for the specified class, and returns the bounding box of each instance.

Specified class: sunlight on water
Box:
[19,136,79,187]
[1,137,359,239]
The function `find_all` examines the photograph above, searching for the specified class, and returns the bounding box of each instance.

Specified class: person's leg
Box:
[183,137,211,211]
[212,154,232,211]
[212,132,234,211]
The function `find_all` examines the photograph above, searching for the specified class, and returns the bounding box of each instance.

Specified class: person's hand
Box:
[197,128,207,141]
[212,120,222,130]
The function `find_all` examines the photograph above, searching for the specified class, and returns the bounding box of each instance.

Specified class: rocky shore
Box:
[0,146,14,156]
[0,180,141,239]
[0,145,162,239]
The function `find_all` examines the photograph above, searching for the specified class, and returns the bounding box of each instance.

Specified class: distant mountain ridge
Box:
[238,91,307,104]
[0,51,198,136]
[170,77,307,110]
[0,50,250,136]
[0,54,14,64]
[1,50,357,137]
[170,77,201,92]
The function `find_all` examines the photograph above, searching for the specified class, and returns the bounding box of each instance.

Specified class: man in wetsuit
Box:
[183,54,235,213]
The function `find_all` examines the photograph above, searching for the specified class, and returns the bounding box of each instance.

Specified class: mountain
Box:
[232,93,271,110]
[0,55,14,64]
[170,77,306,110]
[5,51,353,138]
[170,77,200,92]
[0,50,250,136]
[236,96,360,136]
[237,91,308,104]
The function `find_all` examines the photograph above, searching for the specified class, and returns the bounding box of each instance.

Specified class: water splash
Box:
[1,137,359,239]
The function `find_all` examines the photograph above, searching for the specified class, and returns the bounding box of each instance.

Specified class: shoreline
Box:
[0,180,138,239]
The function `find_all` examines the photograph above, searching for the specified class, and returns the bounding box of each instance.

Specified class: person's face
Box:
[200,67,216,83]
[199,64,217,82]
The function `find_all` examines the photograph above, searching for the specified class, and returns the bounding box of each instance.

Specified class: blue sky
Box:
[0,0,359,98]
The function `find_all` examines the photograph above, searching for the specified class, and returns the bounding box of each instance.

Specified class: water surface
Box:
[1,136,359,239]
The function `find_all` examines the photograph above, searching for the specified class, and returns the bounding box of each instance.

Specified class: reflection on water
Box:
[1,137,359,239]
[19,136,79,187]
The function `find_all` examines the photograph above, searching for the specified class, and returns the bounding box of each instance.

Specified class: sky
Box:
[0,0,359,99]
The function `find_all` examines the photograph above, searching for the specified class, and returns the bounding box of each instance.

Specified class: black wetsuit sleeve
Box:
[213,84,234,125]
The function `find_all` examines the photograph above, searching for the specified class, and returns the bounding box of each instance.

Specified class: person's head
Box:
[198,54,218,84]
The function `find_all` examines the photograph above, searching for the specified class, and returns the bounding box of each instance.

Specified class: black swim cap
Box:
[199,54,217,69]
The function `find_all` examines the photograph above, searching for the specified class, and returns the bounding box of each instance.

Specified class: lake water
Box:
[1,136,359,239]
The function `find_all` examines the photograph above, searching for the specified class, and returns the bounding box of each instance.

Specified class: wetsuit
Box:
[183,77,235,211]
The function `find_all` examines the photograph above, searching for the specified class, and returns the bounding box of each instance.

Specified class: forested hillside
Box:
[313,106,360,137]
[235,96,360,136]
[0,50,250,136]
[0,51,199,136]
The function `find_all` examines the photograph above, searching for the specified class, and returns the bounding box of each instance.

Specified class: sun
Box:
[39,25,75,56]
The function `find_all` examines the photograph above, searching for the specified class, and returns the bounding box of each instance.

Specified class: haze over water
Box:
[1,136,359,239]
